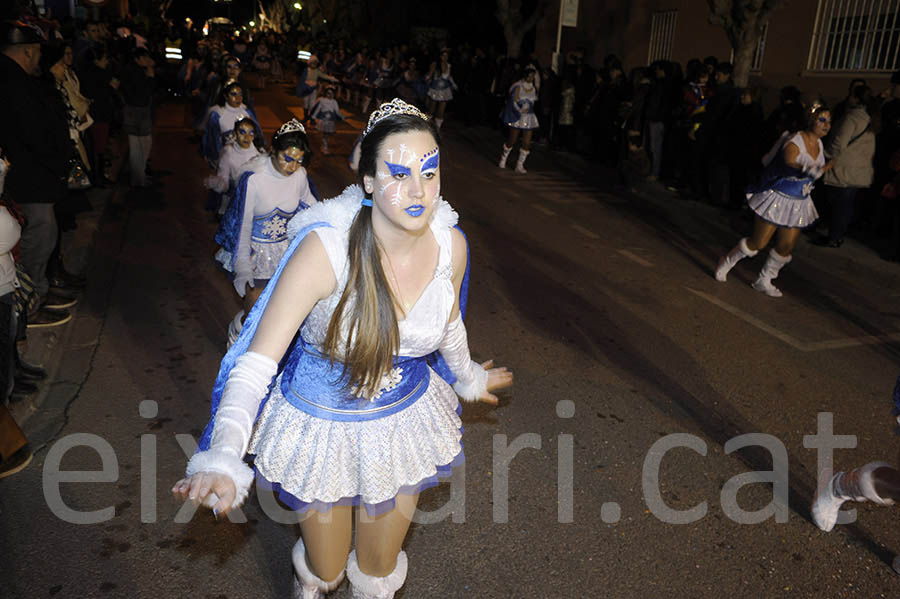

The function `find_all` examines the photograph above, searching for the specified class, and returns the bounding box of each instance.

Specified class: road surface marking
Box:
[685,287,807,349]
[617,249,653,267]
[531,204,557,216]
[571,224,600,240]
[686,287,900,351]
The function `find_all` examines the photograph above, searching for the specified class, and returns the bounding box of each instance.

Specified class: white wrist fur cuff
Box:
[185,448,255,509]
[453,361,488,402]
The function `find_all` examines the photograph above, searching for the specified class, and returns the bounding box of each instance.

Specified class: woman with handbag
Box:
[174,99,511,598]
[498,66,539,174]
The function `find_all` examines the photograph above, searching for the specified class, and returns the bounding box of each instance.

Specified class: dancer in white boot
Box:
[715,100,833,297]
[174,99,513,599]
[426,48,457,131]
[812,376,900,532]
[214,119,316,347]
[498,66,539,173]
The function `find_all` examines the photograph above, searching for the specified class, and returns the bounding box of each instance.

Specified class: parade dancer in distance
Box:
[204,115,263,216]
[812,375,900,532]
[498,66,539,174]
[308,86,345,155]
[214,119,316,346]
[426,49,456,131]
[202,81,262,167]
[714,101,833,297]
[174,99,512,599]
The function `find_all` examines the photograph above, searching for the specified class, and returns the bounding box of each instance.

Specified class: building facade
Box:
[536,0,899,107]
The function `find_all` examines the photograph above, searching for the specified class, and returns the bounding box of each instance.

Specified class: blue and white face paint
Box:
[365,130,441,227]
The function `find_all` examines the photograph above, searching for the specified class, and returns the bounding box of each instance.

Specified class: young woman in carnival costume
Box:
[714,101,833,297]
[204,115,264,216]
[425,49,457,131]
[214,119,317,346]
[202,80,262,167]
[498,66,539,174]
[308,86,345,155]
[174,98,513,598]
[811,375,900,533]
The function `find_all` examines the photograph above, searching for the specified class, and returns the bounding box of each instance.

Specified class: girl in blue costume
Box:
[214,119,316,346]
[715,101,833,297]
[174,99,512,598]
[202,80,262,168]
[498,66,539,174]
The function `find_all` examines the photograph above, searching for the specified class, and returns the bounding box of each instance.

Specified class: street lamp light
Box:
[293,2,302,9]
[249,20,256,27]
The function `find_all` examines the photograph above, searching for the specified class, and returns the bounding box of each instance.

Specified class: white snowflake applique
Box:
[354,367,404,402]
[801,181,813,197]
[262,215,287,239]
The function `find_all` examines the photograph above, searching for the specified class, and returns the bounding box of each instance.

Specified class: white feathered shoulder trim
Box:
[287,184,364,239]
[429,196,459,233]
[237,154,270,180]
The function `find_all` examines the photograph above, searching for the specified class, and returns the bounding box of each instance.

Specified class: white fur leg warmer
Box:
[185,351,278,510]
[346,550,408,599]
[292,538,345,599]
[438,315,488,402]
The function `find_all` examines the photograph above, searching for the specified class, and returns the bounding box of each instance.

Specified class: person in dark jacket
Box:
[78,44,118,185]
[0,21,75,327]
[700,62,740,205]
[119,47,156,187]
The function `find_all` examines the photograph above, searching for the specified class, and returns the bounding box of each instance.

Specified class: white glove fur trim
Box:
[185,448,255,509]
[452,361,488,402]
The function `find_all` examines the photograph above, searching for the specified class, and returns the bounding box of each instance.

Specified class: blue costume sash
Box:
[251,208,295,243]
[215,170,312,270]
[280,340,431,422]
[197,216,471,451]
[747,143,817,199]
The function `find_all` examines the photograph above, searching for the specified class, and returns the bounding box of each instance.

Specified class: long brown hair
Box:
[322,113,440,398]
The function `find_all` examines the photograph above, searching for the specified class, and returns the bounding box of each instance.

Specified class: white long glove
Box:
[438,315,488,401]
[185,351,277,509]
[233,271,253,297]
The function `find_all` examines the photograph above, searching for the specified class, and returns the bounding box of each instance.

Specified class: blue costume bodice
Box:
[251,208,295,243]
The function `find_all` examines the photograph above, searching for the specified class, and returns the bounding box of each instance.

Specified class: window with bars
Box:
[807,0,900,72]
[648,10,677,64]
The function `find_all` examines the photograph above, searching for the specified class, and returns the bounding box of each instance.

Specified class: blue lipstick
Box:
[405,205,425,217]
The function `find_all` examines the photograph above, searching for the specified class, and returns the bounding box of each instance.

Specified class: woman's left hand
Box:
[477,359,513,405]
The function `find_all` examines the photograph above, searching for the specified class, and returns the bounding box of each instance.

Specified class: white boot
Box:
[751,249,791,297]
[514,148,530,174]
[292,538,345,599]
[812,462,895,532]
[226,310,244,350]
[498,144,512,169]
[346,550,408,599]
[715,237,758,282]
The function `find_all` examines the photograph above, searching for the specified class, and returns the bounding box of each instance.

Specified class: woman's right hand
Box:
[172,472,237,514]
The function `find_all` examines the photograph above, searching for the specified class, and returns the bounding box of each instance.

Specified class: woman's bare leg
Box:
[298,505,354,582]
[354,494,419,576]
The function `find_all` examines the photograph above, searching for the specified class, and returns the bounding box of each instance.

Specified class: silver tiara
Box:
[277,118,306,136]
[363,98,429,137]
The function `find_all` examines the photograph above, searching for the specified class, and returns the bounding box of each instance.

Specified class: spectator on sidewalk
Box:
[0,21,74,327]
[119,47,156,188]
[702,62,740,206]
[819,85,876,248]
[78,45,118,186]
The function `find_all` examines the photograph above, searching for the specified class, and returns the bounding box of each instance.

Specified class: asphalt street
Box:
[2,83,900,598]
